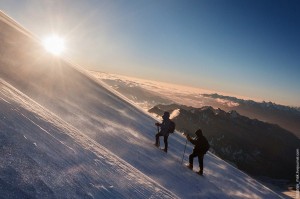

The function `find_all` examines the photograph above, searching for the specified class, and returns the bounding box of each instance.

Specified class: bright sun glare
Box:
[43,35,65,56]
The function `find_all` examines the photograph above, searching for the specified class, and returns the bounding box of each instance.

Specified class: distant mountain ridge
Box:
[149,104,300,182]
[92,72,300,139]
[203,93,300,111]
[202,93,300,137]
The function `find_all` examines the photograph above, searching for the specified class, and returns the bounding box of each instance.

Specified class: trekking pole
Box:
[157,125,160,147]
[181,134,188,165]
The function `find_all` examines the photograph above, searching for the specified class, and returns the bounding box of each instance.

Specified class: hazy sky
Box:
[1,0,299,106]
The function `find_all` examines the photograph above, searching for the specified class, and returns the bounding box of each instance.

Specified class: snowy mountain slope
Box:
[0,11,285,198]
[0,79,178,199]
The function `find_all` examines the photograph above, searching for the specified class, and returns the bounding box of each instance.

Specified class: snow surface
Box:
[0,80,177,199]
[0,10,286,199]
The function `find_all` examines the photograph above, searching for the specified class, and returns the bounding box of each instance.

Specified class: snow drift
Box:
[0,11,285,198]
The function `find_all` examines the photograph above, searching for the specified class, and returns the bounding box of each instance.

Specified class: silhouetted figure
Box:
[186,129,210,175]
[155,112,172,152]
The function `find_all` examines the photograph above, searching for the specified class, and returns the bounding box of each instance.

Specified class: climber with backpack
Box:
[185,129,210,175]
[154,111,175,153]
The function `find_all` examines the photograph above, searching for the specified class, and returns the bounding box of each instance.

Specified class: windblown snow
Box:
[0,10,285,199]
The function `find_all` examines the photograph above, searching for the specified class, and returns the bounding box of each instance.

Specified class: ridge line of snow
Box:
[0,10,40,42]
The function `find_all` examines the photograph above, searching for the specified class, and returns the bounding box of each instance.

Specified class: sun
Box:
[43,35,65,56]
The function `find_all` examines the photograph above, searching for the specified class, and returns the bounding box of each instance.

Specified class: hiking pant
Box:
[155,133,168,149]
[189,151,204,172]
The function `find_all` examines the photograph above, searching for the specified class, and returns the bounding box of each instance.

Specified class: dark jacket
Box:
[158,119,171,136]
[188,135,209,155]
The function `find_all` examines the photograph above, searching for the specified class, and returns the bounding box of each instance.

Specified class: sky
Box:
[1,0,299,106]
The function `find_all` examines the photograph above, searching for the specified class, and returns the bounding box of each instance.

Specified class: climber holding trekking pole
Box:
[154,111,175,153]
[185,129,210,175]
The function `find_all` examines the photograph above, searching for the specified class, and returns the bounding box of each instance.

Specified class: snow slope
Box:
[0,79,177,199]
[0,11,285,198]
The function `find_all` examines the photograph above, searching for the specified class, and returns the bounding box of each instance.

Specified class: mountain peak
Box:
[229,110,240,118]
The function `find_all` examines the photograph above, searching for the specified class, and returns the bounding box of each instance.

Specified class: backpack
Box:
[168,120,176,134]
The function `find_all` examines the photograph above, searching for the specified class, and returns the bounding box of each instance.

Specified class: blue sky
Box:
[1,0,299,106]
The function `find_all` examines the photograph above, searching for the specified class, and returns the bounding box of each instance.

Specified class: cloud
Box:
[170,109,180,119]
[215,98,239,107]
